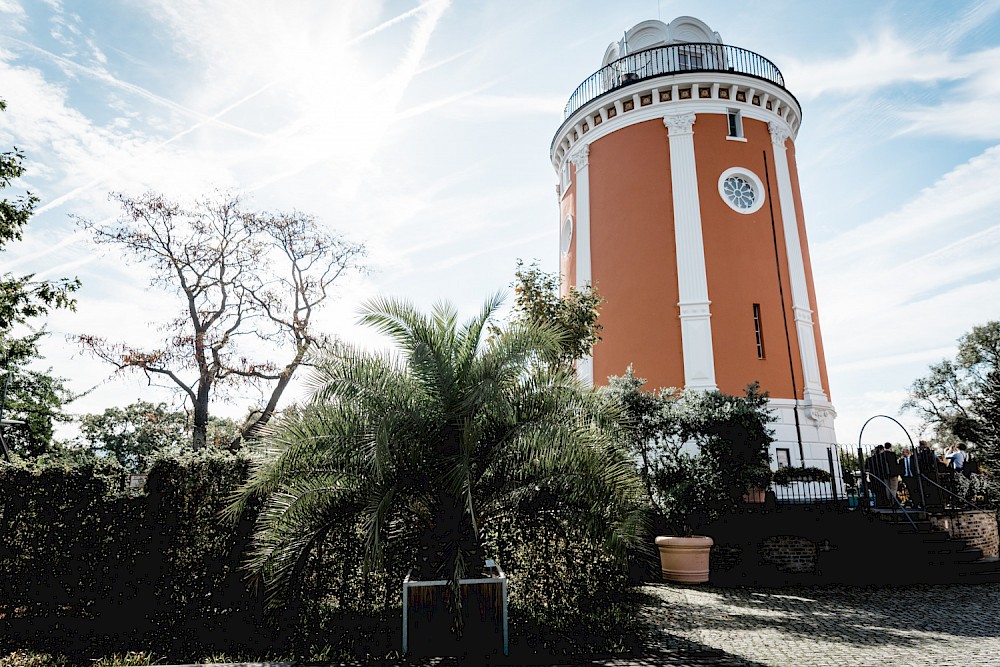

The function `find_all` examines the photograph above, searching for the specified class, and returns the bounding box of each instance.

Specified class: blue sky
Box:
[2,0,999,445]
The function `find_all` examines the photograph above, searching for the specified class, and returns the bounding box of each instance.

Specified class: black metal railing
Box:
[771,448,841,506]
[562,42,787,119]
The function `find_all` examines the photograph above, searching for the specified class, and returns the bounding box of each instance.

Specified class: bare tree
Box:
[75,191,366,449]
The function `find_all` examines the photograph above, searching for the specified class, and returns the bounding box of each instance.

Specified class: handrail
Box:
[561,42,788,120]
[918,472,982,511]
[863,473,920,532]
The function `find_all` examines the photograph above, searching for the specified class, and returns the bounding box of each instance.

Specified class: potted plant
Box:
[652,454,717,583]
[607,373,775,584]
[742,465,773,504]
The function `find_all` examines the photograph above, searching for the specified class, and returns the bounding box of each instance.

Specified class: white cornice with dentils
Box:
[551,71,800,172]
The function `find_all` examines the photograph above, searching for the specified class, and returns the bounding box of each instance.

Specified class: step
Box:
[914,530,960,543]
[954,558,1000,582]
[877,511,929,523]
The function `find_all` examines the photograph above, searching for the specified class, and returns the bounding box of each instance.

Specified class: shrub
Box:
[772,466,831,485]
[0,651,69,667]
[91,652,156,667]
[486,520,645,655]
[606,369,775,536]
[0,451,270,660]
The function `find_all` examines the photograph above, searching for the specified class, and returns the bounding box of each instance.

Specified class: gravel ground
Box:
[642,582,1000,667]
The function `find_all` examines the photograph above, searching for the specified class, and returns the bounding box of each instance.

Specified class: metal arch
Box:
[856,414,922,529]
[858,414,915,450]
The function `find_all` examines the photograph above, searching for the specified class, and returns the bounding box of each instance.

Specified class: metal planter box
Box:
[402,562,508,658]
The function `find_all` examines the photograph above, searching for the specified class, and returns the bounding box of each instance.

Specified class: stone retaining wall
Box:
[929,510,999,559]
[758,535,818,573]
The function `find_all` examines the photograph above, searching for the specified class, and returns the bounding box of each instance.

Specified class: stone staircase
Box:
[705,505,1000,586]
[873,509,1000,583]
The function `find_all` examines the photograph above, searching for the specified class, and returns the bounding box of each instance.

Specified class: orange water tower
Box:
[553,17,837,469]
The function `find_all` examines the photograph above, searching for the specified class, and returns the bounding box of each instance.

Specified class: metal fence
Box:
[839,442,989,515]
[771,447,840,505]
[562,42,787,119]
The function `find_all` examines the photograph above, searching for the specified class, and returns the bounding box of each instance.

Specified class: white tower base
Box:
[768,397,843,496]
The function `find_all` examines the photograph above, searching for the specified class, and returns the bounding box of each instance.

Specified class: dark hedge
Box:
[0,451,274,660]
[0,451,641,662]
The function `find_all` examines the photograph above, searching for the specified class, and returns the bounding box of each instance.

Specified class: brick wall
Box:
[758,535,818,573]
[929,510,999,559]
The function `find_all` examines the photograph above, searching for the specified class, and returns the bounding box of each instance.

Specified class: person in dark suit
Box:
[865,444,886,507]
[898,447,921,507]
[916,440,943,510]
[880,443,901,506]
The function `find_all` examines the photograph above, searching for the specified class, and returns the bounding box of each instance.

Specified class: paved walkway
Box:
[155,583,1000,666]
[642,582,1000,666]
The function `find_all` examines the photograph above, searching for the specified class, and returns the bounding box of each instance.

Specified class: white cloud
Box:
[783,31,967,101]
[1,1,482,431]
[0,0,25,27]
[816,145,1000,441]
[816,144,1000,265]
[781,2,1000,145]
[898,47,1000,140]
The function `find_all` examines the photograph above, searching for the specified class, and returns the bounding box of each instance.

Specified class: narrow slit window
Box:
[753,303,765,359]
[727,109,742,138]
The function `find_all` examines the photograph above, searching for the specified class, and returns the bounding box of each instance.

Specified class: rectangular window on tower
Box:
[677,49,704,70]
[727,109,744,139]
[776,448,791,468]
[753,303,765,359]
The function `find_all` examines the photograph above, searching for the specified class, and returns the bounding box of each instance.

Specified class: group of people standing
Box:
[862,441,969,509]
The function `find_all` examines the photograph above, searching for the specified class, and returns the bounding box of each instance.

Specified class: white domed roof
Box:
[601,16,723,67]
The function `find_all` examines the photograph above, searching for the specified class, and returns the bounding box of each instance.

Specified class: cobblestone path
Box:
[642,582,1000,666]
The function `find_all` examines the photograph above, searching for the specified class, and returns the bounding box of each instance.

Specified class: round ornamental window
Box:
[560,216,573,255]
[724,176,755,209]
[718,168,765,215]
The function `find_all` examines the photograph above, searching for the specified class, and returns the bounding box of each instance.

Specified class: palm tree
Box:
[228,293,647,617]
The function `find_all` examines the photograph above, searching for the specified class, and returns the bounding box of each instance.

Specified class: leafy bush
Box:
[0,445,647,662]
[0,457,131,621]
[487,520,646,655]
[772,466,832,485]
[606,368,775,535]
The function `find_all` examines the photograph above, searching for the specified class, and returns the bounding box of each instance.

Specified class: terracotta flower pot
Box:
[654,535,714,583]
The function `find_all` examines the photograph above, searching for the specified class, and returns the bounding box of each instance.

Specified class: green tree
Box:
[228,294,646,620]
[509,259,603,364]
[77,401,240,472]
[904,322,1000,488]
[1,331,75,458]
[903,321,1000,446]
[1,100,80,328]
[0,99,80,460]
[606,369,774,535]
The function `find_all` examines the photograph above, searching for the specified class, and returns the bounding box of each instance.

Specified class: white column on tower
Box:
[769,121,827,403]
[664,113,716,391]
[569,144,594,386]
